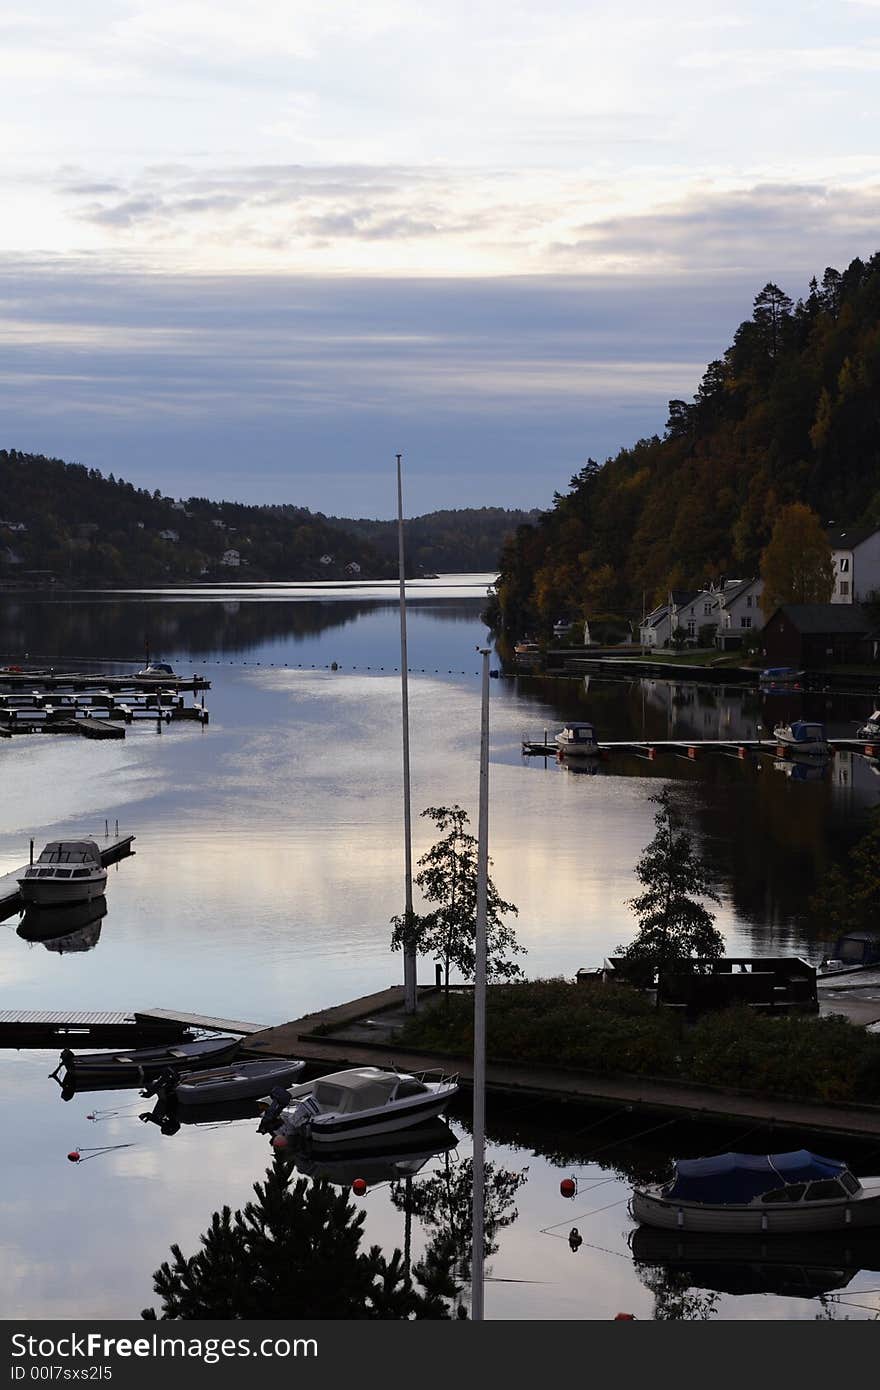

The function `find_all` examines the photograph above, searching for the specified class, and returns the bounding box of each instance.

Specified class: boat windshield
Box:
[313,1074,399,1113]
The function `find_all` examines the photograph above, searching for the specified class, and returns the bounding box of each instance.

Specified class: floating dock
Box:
[0,1006,263,1049]
[0,670,210,692]
[522,736,880,762]
[0,830,135,920]
[0,684,208,738]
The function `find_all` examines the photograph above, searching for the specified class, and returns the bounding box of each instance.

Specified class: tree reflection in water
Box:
[141,1155,462,1320]
[634,1261,720,1321]
[390,1150,528,1316]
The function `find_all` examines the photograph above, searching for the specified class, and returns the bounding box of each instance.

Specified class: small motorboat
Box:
[857,709,880,739]
[144,1057,306,1107]
[631,1150,880,1234]
[136,662,177,679]
[555,721,599,757]
[772,720,830,757]
[52,1035,242,1091]
[263,1066,459,1146]
[760,667,804,691]
[18,840,107,906]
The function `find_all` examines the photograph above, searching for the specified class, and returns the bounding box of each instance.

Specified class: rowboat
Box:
[52,1035,241,1090]
[144,1057,306,1106]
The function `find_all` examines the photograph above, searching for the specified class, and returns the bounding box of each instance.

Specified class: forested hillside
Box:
[490,253,880,637]
[320,507,540,573]
[0,451,390,585]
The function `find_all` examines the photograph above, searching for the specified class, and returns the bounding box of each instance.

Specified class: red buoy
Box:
[352,1178,367,1196]
[614,1313,635,1320]
[560,1177,576,1199]
[67,1150,81,1163]
[271,1135,288,1149]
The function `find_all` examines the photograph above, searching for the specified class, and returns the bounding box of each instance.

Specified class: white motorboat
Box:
[631,1150,880,1234]
[17,840,107,906]
[857,709,880,739]
[136,662,177,679]
[772,720,830,756]
[555,721,599,757]
[265,1066,459,1146]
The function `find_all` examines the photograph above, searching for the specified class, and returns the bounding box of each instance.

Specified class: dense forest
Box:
[489,253,880,638]
[319,507,540,573]
[0,453,525,587]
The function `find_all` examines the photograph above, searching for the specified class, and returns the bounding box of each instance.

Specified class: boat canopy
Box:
[313,1068,403,1114]
[37,840,102,866]
[667,1150,846,1205]
[789,722,824,742]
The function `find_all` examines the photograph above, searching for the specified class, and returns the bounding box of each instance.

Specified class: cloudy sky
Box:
[2,1,879,515]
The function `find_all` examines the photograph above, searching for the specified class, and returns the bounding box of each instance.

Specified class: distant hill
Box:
[319,507,541,574]
[490,252,880,637]
[0,451,531,587]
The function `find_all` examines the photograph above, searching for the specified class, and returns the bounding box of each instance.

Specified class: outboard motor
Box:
[257,1085,295,1135]
[141,1066,178,1099]
[283,1096,321,1134]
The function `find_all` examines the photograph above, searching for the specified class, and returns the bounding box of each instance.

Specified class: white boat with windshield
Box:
[17,840,107,906]
[555,721,599,757]
[772,720,830,757]
[857,709,880,739]
[264,1066,459,1146]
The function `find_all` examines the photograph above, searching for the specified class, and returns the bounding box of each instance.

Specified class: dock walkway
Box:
[243,986,880,1139]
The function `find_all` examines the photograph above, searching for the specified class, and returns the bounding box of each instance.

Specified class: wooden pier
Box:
[522,736,880,763]
[0,684,208,738]
[0,1005,263,1049]
[0,830,135,920]
[0,670,210,693]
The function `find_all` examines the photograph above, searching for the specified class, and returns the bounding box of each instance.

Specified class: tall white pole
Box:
[471,646,490,1320]
[397,453,418,1015]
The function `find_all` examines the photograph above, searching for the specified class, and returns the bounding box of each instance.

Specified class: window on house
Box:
[687,620,695,635]
[840,581,850,596]
[704,603,712,615]
[746,596,752,608]
[839,557,850,572]
[741,617,752,629]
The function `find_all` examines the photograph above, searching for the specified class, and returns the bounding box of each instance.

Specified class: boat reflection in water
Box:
[140,1096,264,1135]
[17,897,107,953]
[287,1119,459,1187]
[630,1225,880,1300]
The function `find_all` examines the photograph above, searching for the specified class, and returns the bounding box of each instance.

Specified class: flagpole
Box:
[397,453,418,1015]
[471,645,490,1319]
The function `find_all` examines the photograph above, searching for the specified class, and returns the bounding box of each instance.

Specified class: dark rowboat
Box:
[145,1057,306,1106]
[53,1035,241,1090]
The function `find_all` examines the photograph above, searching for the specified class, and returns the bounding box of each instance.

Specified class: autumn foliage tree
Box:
[759,502,834,615]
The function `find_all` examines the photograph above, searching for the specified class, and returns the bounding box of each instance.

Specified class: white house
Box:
[714,577,764,647]
[669,589,722,643]
[211,519,225,529]
[345,561,362,576]
[158,529,179,542]
[639,603,672,647]
[319,554,334,566]
[827,524,880,604]
[221,548,241,567]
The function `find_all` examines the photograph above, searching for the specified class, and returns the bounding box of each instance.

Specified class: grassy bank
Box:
[398,980,880,1106]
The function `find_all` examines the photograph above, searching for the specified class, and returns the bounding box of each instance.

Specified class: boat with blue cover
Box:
[772,720,830,757]
[631,1150,880,1233]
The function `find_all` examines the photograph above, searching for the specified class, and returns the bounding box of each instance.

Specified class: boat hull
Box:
[632,1188,880,1234]
[58,1036,242,1088]
[167,1059,306,1107]
[18,873,107,905]
[555,740,599,757]
[308,1090,456,1143]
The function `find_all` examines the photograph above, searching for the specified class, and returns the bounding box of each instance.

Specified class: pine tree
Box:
[142,1158,460,1319]
[390,805,525,998]
[619,789,723,975]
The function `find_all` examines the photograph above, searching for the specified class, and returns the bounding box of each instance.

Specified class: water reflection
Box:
[630,1227,880,1303]
[17,896,107,952]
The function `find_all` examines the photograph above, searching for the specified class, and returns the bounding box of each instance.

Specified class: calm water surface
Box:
[1,577,878,1320]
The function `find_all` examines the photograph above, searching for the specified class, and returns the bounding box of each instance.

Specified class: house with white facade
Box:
[158,529,179,542]
[669,589,722,643]
[345,561,362,576]
[827,524,880,604]
[319,554,334,566]
[714,577,764,648]
[639,603,672,647]
[221,548,241,567]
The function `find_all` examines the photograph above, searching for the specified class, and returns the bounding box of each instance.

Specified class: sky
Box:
[1,1,879,516]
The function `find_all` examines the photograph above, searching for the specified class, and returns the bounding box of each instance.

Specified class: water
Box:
[1,577,878,1320]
